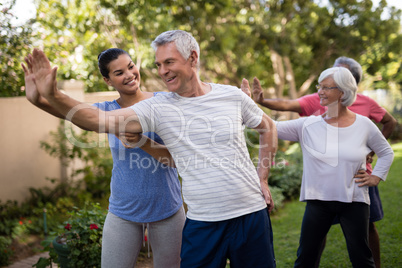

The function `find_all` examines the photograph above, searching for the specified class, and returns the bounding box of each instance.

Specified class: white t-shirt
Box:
[130,83,267,221]
[276,114,394,205]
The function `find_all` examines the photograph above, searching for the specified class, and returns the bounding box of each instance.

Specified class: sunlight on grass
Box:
[391,142,402,158]
[376,142,402,267]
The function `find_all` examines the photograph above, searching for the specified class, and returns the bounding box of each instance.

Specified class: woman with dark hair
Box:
[22,48,184,268]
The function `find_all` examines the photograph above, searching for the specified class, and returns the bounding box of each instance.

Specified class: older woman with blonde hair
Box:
[248,67,394,267]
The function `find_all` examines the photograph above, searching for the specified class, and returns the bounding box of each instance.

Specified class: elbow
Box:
[391,117,398,130]
[383,115,398,135]
[258,115,278,149]
[387,116,398,131]
[378,148,395,163]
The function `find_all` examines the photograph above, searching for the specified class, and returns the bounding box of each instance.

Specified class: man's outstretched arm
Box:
[29,48,142,134]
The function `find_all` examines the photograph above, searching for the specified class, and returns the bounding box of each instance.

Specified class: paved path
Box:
[6,253,153,268]
[5,252,55,268]
[6,253,154,268]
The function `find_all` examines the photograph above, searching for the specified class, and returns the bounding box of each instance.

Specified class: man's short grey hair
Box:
[318,67,357,107]
[151,30,200,69]
[333,56,363,85]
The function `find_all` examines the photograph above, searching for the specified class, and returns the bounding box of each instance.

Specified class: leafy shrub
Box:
[73,131,113,199]
[269,186,285,212]
[269,143,303,200]
[1,122,113,266]
[34,202,107,268]
[0,200,31,236]
[0,236,13,266]
[245,127,303,201]
[40,122,113,199]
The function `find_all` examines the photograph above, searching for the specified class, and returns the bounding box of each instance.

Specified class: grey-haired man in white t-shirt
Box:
[27,30,278,267]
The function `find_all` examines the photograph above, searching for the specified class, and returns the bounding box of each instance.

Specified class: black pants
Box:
[294,200,375,268]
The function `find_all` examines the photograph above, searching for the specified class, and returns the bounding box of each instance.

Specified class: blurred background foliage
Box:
[1,0,401,99]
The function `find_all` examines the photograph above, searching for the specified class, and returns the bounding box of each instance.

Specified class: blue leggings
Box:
[294,201,374,268]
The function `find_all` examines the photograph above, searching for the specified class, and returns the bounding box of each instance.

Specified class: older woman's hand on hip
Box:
[354,169,381,187]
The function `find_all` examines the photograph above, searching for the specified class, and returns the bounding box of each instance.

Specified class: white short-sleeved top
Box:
[130,83,267,221]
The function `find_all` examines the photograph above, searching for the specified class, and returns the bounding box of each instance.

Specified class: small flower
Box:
[19,221,23,225]
[46,203,106,266]
[64,223,72,231]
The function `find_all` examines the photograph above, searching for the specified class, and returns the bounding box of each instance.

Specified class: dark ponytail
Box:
[98,48,130,78]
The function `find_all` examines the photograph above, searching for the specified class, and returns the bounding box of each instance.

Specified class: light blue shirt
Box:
[94,93,182,223]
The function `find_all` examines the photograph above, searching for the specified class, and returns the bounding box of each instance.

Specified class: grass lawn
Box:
[271,142,402,268]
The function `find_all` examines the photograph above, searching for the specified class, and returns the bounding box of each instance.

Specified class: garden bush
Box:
[0,236,13,266]
[269,143,303,200]
[40,122,113,199]
[34,202,106,268]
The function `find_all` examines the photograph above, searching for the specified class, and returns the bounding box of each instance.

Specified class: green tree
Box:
[33,0,178,92]
[0,0,35,97]
[3,0,401,99]
[239,0,402,101]
[33,0,122,92]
